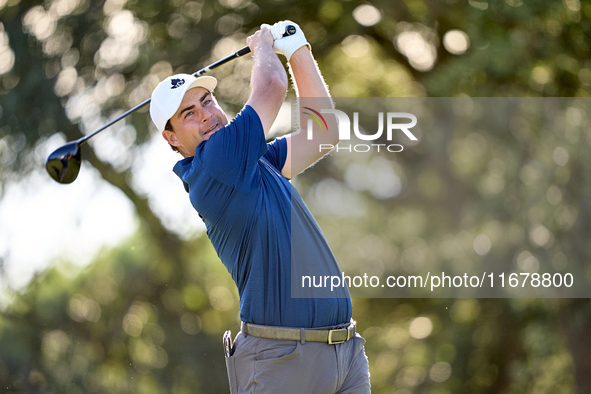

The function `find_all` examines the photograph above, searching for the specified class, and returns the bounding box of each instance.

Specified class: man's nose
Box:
[199,108,211,122]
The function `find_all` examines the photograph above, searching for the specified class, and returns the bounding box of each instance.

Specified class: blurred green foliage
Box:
[1,231,241,393]
[1,0,591,392]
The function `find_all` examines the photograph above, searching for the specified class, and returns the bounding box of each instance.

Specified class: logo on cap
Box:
[171,78,185,89]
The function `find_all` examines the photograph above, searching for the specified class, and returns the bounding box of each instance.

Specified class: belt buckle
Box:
[327,327,348,345]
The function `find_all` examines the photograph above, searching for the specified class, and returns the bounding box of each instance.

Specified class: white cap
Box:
[150,74,217,132]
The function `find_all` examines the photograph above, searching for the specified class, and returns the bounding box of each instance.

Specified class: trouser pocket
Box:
[225,355,238,394]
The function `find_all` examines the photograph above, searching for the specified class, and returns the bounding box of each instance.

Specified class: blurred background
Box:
[0,0,590,392]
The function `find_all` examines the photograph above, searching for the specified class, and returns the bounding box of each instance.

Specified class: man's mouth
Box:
[204,124,218,136]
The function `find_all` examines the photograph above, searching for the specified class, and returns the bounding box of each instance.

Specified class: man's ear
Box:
[162,129,181,148]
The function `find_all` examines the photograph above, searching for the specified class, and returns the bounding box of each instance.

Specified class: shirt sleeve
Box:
[195,105,267,191]
[263,136,288,173]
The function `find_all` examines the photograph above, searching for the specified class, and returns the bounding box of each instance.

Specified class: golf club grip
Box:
[231,26,297,58]
[236,46,251,57]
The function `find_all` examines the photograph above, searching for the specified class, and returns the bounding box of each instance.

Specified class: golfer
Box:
[150,21,370,393]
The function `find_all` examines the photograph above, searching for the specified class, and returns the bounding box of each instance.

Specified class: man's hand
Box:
[246,24,274,55]
[269,21,309,61]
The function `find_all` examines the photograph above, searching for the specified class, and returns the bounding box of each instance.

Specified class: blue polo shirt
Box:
[173,105,351,328]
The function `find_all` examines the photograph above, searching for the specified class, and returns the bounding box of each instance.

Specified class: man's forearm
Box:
[288,46,338,142]
[288,46,331,99]
[245,27,287,134]
[274,22,339,178]
[251,39,288,94]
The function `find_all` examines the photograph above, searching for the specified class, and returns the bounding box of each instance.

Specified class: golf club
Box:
[46,24,297,184]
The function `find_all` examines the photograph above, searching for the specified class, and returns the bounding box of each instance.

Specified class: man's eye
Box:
[185,111,193,118]
[204,99,211,105]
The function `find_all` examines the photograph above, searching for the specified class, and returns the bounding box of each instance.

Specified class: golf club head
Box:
[45,141,82,184]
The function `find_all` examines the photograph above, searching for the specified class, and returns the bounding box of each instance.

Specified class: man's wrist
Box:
[287,44,312,63]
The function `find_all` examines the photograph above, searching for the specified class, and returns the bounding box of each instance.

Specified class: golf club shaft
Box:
[76,46,252,147]
[74,24,296,146]
[193,46,251,77]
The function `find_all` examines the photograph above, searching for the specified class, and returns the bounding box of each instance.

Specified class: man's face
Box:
[164,87,229,157]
